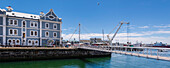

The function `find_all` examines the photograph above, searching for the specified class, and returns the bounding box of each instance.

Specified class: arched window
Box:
[45,32,49,37]
[31,31,34,36]
[35,31,37,36]
[22,21,26,27]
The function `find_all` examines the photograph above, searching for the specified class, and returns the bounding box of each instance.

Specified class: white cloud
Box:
[139,26,149,28]
[153,25,170,28]
[62,30,170,44]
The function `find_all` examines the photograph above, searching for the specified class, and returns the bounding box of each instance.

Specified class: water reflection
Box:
[0,53,169,68]
[0,57,111,68]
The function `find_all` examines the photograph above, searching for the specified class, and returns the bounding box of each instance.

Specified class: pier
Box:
[78,46,170,61]
[0,47,111,62]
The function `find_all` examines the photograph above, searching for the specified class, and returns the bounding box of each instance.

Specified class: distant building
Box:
[90,38,102,43]
[0,6,62,46]
[80,40,90,45]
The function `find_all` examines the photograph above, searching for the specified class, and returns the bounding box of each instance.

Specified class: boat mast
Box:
[102,29,104,41]
[79,23,81,43]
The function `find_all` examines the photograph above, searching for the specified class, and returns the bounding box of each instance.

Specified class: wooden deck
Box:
[79,47,170,61]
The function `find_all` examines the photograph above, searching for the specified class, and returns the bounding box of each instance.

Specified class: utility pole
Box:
[79,23,80,43]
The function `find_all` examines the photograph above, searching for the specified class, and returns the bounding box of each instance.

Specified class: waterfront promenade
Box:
[0,47,75,50]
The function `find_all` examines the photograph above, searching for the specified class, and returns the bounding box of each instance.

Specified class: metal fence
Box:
[78,45,170,61]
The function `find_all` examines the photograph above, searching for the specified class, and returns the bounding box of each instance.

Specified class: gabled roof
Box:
[6,11,40,19]
[45,9,57,17]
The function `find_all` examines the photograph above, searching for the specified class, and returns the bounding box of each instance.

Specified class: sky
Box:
[1,0,170,44]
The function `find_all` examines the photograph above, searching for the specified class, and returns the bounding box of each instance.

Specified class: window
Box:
[48,15,55,20]
[31,22,34,27]
[14,29,18,35]
[45,32,49,37]
[9,19,18,26]
[23,40,25,42]
[12,13,15,15]
[14,20,18,25]
[22,21,26,27]
[35,31,37,36]
[9,20,13,25]
[9,29,13,35]
[23,33,25,38]
[30,22,38,27]
[45,23,49,28]
[53,32,57,37]
[16,40,20,44]
[35,40,38,45]
[8,40,11,43]
[35,23,37,27]
[30,31,38,36]
[31,31,34,36]
[53,24,57,29]
[9,29,18,35]
[28,40,31,43]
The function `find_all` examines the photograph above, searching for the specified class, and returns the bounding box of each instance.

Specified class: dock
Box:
[79,46,170,61]
[0,47,75,50]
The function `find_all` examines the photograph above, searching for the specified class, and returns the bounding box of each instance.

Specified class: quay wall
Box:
[0,48,111,62]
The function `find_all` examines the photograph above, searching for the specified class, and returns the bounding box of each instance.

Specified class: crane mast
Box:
[108,21,129,46]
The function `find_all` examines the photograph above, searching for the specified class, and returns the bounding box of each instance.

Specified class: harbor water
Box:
[0,53,169,68]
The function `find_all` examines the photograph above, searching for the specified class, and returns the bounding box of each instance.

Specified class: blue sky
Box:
[1,0,170,44]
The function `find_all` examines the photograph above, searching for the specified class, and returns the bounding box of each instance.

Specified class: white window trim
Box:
[30,22,34,27]
[9,29,13,35]
[8,19,18,26]
[30,30,38,36]
[8,29,18,35]
[35,40,39,45]
[45,31,49,37]
[22,20,26,27]
[28,40,32,46]
[30,30,34,36]
[13,20,18,26]
[35,31,38,36]
[9,19,13,25]
[7,39,20,45]
[13,29,18,35]
[45,23,49,29]
[34,22,38,28]
[16,39,20,45]
[7,39,12,44]
[53,32,57,37]
[53,24,57,29]
[48,15,55,20]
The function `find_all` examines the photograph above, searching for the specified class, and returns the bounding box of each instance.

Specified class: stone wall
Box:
[0,48,111,62]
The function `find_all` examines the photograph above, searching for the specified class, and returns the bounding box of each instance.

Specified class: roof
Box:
[6,11,40,19]
[0,8,6,12]
[80,40,90,43]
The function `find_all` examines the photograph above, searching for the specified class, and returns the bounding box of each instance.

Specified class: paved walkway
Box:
[0,47,76,49]
[79,47,170,61]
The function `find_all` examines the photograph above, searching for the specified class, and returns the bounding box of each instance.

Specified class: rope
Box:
[68,26,79,41]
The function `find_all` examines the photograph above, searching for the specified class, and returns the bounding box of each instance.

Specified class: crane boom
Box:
[108,21,129,46]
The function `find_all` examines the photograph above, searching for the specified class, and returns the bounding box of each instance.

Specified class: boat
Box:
[152,42,170,48]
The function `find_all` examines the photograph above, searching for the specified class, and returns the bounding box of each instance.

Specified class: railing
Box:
[78,45,170,61]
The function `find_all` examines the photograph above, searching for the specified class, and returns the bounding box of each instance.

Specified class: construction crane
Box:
[107,21,129,46]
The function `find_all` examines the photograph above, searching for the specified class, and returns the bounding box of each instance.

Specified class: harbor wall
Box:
[0,48,111,62]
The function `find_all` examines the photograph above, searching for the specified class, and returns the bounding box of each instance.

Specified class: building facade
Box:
[0,6,62,46]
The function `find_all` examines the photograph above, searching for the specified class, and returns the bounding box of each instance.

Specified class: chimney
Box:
[6,6,13,12]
